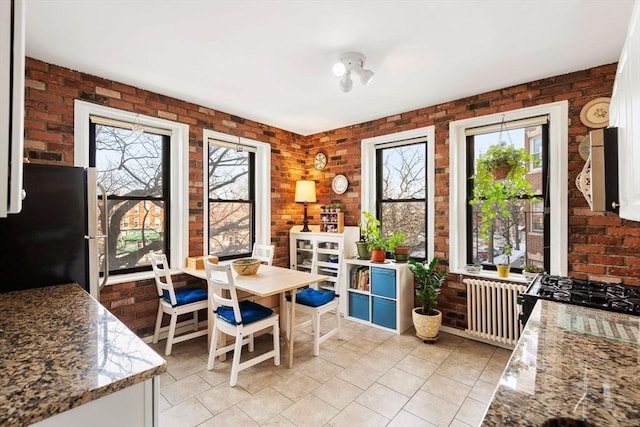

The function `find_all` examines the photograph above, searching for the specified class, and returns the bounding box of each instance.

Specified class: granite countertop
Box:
[0,283,166,426]
[482,299,640,426]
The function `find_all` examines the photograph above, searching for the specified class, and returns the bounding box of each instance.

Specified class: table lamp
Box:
[294,180,317,232]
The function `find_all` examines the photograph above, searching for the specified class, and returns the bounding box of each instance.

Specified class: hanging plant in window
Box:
[469,117,540,271]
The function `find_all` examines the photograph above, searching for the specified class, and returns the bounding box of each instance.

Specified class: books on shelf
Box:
[349,266,370,292]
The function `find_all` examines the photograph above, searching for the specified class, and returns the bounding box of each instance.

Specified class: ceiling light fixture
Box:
[332,52,374,92]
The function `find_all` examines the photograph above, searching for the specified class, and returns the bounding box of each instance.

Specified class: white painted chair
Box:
[251,243,275,265]
[150,251,208,356]
[204,259,280,387]
[286,285,341,356]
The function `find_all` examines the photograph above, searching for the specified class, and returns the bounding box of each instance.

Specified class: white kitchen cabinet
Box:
[31,377,159,427]
[610,1,640,221]
[344,259,414,334]
[289,225,359,315]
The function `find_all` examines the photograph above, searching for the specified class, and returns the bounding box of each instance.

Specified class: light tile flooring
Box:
[150,317,511,427]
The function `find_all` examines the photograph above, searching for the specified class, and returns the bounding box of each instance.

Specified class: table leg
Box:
[288,289,297,368]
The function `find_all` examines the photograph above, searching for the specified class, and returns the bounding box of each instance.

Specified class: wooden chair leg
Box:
[229,334,244,387]
[152,305,163,344]
[193,311,199,331]
[165,313,178,356]
[335,306,341,339]
[207,326,220,370]
[273,321,281,366]
[313,312,321,356]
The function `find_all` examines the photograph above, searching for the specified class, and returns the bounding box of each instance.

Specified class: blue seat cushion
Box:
[163,287,207,307]
[215,300,273,325]
[287,287,336,307]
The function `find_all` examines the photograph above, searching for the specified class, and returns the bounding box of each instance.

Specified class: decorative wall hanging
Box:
[579,97,610,128]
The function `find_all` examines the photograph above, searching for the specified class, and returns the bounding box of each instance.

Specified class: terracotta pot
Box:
[412,308,442,341]
[393,245,410,263]
[492,166,512,179]
[370,249,386,263]
[496,264,510,278]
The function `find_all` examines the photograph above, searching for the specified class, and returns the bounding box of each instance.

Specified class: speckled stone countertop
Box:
[0,284,166,426]
[482,299,640,426]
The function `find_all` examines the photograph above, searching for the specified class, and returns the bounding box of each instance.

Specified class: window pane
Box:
[99,200,165,274]
[209,202,251,256]
[95,125,164,197]
[469,124,545,269]
[470,200,527,268]
[208,146,249,199]
[381,145,425,199]
[381,202,426,258]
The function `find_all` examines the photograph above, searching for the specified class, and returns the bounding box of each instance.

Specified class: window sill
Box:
[452,268,530,285]
[106,271,155,286]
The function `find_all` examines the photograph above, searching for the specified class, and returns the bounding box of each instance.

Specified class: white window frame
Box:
[449,101,568,278]
[74,100,190,285]
[202,130,271,252]
[361,126,435,261]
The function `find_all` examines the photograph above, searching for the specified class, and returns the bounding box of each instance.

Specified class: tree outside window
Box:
[377,143,426,258]
[92,124,168,274]
[207,142,254,258]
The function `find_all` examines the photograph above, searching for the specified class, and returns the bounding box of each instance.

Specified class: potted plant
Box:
[356,211,379,260]
[408,257,447,342]
[387,231,409,262]
[358,211,406,263]
[496,244,511,278]
[470,143,538,271]
[523,264,544,281]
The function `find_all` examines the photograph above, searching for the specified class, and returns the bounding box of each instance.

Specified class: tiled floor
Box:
[150,316,511,427]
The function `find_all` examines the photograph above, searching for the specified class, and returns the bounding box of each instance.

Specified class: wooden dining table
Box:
[182,264,328,368]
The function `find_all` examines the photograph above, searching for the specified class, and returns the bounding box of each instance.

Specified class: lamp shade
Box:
[294,180,317,203]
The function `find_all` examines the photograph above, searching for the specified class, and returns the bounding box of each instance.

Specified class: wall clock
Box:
[313,152,327,170]
[332,174,348,194]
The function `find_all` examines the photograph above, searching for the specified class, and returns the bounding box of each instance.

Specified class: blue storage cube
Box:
[371,267,396,298]
[372,297,396,330]
[349,292,370,321]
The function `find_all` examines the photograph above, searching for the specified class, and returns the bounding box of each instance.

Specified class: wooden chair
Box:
[286,285,341,356]
[204,260,280,387]
[251,243,275,265]
[150,251,208,356]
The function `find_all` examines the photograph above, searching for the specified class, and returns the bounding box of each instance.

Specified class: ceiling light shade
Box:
[339,72,353,92]
[333,51,374,92]
[332,62,346,78]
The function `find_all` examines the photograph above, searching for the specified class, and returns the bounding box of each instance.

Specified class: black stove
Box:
[519,274,640,325]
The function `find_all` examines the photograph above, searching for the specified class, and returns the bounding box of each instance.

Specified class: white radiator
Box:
[464,278,526,347]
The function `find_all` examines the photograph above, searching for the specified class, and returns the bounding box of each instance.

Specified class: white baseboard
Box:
[439,325,515,350]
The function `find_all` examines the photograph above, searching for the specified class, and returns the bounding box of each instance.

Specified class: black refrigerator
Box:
[0,163,89,293]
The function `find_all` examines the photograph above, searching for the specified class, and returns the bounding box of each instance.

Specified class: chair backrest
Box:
[149,251,178,305]
[204,259,242,324]
[252,243,275,266]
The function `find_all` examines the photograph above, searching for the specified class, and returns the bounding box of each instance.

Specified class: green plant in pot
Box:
[356,211,379,260]
[387,231,409,262]
[496,244,511,278]
[408,257,447,342]
[470,142,538,271]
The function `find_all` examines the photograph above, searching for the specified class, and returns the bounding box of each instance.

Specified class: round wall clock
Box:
[332,174,348,194]
[313,152,328,170]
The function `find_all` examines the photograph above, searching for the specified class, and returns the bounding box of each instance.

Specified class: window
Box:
[74,101,189,291]
[377,143,427,258]
[91,122,169,275]
[203,130,271,260]
[466,119,547,271]
[362,126,435,260]
[450,101,568,277]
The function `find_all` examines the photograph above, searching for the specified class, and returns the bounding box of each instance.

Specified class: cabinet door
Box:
[291,235,314,271]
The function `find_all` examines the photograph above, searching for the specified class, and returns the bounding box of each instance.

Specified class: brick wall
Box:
[23,57,640,335]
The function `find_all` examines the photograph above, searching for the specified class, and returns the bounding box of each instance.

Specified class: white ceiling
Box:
[25,0,635,136]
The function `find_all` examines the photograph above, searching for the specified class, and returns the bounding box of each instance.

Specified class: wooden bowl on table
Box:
[231,258,261,275]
